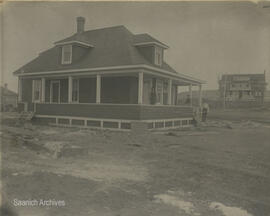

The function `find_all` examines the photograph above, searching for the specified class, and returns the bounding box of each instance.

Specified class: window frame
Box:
[32,79,41,103]
[61,44,72,64]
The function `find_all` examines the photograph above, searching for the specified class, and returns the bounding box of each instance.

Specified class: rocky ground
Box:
[1,111,270,216]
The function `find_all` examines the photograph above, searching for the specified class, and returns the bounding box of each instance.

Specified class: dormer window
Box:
[155,46,162,66]
[62,44,72,64]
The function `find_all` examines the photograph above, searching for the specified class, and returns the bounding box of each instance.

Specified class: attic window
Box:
[155,46,162,66]
[62,45,72,64]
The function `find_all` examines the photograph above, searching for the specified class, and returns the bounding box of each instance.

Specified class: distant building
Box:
[219,73,267,103]
[0,83,18,111]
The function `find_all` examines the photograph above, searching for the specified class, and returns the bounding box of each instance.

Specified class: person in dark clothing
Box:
[202,102,210,122]
[185,94,190,105]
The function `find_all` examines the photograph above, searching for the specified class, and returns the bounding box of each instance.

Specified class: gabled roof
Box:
[13,25,204,84]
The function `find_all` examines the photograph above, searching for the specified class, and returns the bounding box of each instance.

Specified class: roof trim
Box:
[134,42,169,49]
[54,40,94,48]
[15,64,205,84]
[143,65,205,84]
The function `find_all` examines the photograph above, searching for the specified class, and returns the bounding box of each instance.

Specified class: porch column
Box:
[189,84,193,107]
[18,77,22,102]
[198,84,202,107]
[41,77,45,103]
[96,74,101,104]
[175,85,178,105]
[168,79,172,105]
[68,76,73,103]
[138,72,143,104]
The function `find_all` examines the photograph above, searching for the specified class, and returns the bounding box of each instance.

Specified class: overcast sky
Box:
[1,1,270,92]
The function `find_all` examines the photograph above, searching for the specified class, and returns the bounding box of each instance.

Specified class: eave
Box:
[54,40,94,48]
[14,64,205,85]
[134,42,169,49]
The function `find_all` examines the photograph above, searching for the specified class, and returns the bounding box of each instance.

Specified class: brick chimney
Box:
[76,17,85,34]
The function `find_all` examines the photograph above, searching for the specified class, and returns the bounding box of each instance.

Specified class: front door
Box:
[50,81,60,103]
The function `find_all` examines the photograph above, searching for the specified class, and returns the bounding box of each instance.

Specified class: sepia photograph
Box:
[0,1,270,215]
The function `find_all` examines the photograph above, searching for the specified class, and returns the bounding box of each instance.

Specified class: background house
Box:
[0,83,18,111]
[218,73,267,108]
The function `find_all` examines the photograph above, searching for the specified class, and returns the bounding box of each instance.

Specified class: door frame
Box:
[50,80,60,103]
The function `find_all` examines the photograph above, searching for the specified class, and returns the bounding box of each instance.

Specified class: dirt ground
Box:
[1,111,270,216]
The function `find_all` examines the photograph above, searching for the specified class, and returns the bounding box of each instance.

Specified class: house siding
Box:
[34,103,193,120]
[137,46,155,64]
[140,106,193,120]
[21,78,33,104]
[35,103,141,120]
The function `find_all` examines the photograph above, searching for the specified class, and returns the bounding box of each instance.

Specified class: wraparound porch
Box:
[18,70,203,107]
[17,68,203,130]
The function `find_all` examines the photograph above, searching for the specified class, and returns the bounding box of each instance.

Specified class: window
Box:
[32,80,41,102]
[155,46,162,66]
[72,79,79,102]
[62,45,72,64]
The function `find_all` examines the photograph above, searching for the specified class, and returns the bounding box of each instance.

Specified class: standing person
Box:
[202,102,210,122]
[185,94,190,105]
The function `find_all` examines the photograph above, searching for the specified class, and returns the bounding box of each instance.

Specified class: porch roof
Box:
[15,64,205,85]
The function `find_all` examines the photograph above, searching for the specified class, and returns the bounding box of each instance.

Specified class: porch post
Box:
[168,79,172,105]
[68,76,73,103]
[138,72,143,104]
[41,77,45,103]
[96,74,101,104]
[189,84,193,107]
[18,77,22,102]
[198,84,202,107]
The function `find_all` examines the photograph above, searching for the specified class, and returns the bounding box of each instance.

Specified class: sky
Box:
[1,1,270,92]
